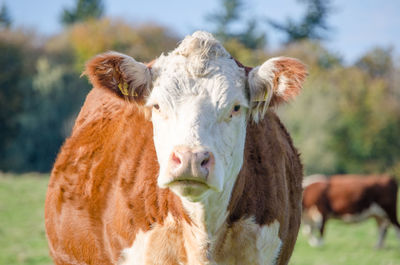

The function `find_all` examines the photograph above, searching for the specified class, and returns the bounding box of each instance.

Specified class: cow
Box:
[302,174,400,248]
[45,31,307,265]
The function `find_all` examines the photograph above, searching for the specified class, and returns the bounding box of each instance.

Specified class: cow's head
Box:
[85,31,306,202]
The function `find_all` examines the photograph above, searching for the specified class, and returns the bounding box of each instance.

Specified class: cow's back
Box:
[303,175,398,216]
[328,175,398,215]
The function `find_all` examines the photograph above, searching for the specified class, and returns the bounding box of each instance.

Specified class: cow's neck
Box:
[181,169,239,247]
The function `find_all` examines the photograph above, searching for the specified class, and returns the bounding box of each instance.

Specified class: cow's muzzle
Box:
[166,146,215,187]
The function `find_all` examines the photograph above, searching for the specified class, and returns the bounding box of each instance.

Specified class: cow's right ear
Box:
[248,57,307,123]
[83,52,152,104]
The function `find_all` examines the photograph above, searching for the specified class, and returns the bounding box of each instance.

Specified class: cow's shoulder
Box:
[213,217,282,265]
[225,111,302,265]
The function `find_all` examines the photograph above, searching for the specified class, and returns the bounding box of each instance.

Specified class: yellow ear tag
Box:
[254,90,268,102]
[118,82,129,96]
[263,90,269,101]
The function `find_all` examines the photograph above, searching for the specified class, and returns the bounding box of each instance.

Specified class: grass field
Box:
[1,173,399,265]
[291,217,400,265]
[0,173,52,265]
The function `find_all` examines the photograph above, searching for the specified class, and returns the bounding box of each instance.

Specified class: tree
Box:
[207,0,266,50]
[61,0,104,26]
[62,19,178,71]
[269,0,332,43]
[0,30,42,171]
[278,42,400,176]
[0,3,11,28]
[356,47,394,78]
[8,58,90,172]
[0,21,179,172]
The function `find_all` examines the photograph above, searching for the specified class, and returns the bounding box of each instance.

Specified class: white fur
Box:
[255,220,282,265]
[341,203,386,223]
[247,60,275,123]
[119,230,147,265]
[247,57,296,122]
[148,32,248,196]
[214,218,283,265]
[302,174,328,188]
[147,35,254,260]
[119,54,151,93]
[119,214,208,265]
[302,205,324,247]
[120,215,282,265]
[276,75,288,96]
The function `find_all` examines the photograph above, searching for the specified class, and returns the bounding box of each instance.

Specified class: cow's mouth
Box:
[168,177,210,188]
[166,177,212,200]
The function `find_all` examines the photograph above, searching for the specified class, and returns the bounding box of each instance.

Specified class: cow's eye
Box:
[229,104,241,120]
[153,104,160,110]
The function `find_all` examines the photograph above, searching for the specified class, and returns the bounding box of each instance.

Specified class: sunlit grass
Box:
[0,173,52,265]
[0,173,399,265]
[290,196,400,265]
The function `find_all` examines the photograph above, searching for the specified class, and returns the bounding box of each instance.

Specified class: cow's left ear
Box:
[248,57,307,122]
[83,51,152,104]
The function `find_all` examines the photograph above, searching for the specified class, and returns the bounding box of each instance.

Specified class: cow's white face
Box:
[147,52,248,201]
[84,31,306,202]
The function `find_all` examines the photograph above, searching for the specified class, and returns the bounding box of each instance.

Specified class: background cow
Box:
[302,174,400,248]
[45,31,306,265]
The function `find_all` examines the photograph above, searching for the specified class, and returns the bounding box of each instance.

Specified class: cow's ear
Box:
[248,57,307,122]
[83,51,152,104]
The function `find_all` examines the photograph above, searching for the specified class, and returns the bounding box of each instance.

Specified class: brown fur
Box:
[45,55,303,264]
[229,112,303,264]
[269,57,307,107]
[83,52,150,103]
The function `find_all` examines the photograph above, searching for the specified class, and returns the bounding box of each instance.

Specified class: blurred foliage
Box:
[269,0,333,43]
[0,3,11,28]
[356,47,394,78]
[277,41,400,177]
[0,15,399,178]
[61,19,178,71]
[7,58,90,172]
[0,20,178,172]
[0,29,42,171]
[61,0,104,26]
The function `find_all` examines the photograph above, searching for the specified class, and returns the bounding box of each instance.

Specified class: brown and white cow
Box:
[45,31,306,265]
[302,174,400,248]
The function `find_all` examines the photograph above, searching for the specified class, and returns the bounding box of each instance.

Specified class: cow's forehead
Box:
[152,36,247,108]
[154,55,245,89]
[149,31,247,106]
[149,59,247,112]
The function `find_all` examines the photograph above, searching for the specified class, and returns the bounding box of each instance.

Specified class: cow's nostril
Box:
[171,152,181,165]
[200,152,210,168]
[201,158,209,167]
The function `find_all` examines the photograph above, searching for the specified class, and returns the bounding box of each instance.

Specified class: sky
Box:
[2,0,400,64]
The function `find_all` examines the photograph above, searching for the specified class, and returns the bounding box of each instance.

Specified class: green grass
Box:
[0,173,52,265]
[290,198,400,265]
[0,173,399,265]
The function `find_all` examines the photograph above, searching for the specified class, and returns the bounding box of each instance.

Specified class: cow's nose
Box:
[169,147,214,180]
